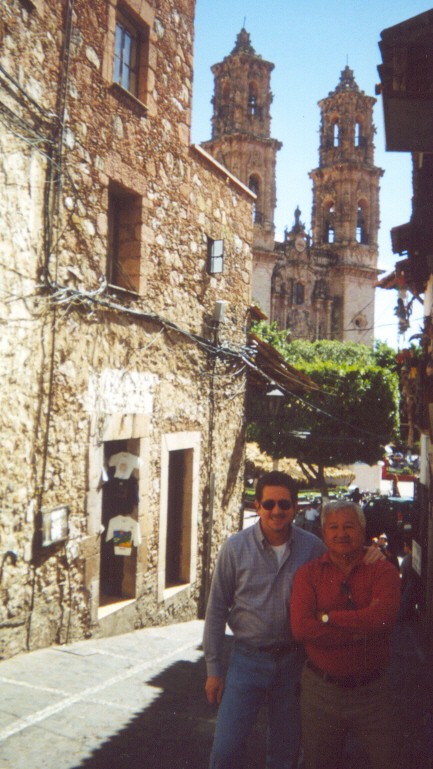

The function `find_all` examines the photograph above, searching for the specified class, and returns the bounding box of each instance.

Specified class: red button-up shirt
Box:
[290,552,401,677]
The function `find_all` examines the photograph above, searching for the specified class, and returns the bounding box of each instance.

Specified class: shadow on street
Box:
[69,622,432,769]
[69,637,266,769]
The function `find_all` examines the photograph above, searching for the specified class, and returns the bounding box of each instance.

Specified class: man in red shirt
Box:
[290,499,401,769]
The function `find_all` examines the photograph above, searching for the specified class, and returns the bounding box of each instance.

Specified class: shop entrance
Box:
[99,439,140,607]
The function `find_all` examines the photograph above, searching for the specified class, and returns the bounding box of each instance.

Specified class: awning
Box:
[375,258,411,290]
[244,332,321,395]
[378,10,433,152]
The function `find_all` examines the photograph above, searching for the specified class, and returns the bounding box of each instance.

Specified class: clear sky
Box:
[191,0,433,349]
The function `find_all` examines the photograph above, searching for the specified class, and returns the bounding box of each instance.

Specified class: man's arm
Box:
[291,561,400,645]
[203,540,236,702]
[324,562,401,633]
[290,564,354,647]
[363,543,385,564]
[205,675,225,705]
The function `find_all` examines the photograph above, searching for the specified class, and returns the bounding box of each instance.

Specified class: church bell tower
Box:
[201,29,282,315]
[309,66,383,343]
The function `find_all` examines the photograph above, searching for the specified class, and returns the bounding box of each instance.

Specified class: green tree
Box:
[247,327,400,492]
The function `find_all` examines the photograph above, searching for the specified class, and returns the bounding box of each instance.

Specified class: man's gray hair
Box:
[320,499,366,529]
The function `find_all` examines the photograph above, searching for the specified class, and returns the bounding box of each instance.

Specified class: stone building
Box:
[204,30,382,345]
[377,7,433,646]
[0,0,259,658]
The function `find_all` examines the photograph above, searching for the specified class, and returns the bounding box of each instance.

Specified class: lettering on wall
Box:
[86,369,158,414]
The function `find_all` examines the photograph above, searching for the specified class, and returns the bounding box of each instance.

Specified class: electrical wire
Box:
[43,282,395,441]
[0,63,56,120]
[1,12,401,464]
[281,387,394,442]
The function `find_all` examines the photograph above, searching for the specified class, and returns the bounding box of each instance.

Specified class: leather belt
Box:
[257,642,299,656]
[236,640,298,657]
[306,659,382,688]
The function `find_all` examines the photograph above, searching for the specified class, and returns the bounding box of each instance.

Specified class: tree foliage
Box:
[247,323,400,488]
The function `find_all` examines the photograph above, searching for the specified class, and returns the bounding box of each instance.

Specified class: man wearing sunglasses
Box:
[290,500,401,769]
[203,470,326,769]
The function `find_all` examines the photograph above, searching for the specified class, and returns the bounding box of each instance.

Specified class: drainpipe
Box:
[204,471,215,607]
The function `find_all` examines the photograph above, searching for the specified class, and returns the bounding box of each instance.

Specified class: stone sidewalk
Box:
[0,618,432,769]
[0,620,214,769]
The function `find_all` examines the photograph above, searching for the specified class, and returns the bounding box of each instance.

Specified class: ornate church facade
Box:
[202,29,382,345]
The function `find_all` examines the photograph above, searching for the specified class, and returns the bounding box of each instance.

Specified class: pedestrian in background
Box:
[291,500,401,769]
[399,538,417,621]
[378,532,400,571]
[304,499,321,536]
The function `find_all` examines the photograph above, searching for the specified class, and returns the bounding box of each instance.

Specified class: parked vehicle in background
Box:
[362,495,417,552]
[388,496,417,538]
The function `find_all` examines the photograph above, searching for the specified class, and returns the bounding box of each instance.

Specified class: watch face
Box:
[295,236,306,252]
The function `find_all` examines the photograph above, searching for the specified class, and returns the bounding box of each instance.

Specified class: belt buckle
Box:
[260,643,289,656]
[271,645,286,656]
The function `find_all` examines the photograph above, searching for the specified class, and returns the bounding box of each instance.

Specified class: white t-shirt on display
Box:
[106,515,141,556]
[108,452,140,480]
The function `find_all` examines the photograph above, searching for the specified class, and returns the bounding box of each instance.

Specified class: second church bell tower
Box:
[308,65,383,343]
[272,66,382,344]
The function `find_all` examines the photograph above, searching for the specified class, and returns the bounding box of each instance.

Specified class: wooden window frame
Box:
[207,237,224,275]
[114,11,140,96]
[158,432,200,602]
[103,0,155,113]
[107,182,142,294]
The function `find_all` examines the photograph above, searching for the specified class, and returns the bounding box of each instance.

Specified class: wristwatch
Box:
[321,613,330,624]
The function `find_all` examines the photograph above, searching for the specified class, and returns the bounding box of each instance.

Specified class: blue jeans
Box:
[209,642,304,769]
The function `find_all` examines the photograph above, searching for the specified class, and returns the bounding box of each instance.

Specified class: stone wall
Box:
[0,0,254,658]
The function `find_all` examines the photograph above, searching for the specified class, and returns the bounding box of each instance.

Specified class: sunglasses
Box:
[340,581,356,610]
[260,499,293,511]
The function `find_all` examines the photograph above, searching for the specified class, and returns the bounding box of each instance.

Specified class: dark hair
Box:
[255,471,298,503]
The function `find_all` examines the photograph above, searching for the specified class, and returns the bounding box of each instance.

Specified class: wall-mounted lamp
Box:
[266,387,285,469]
[266,387,284,418]
[213,300,228,322]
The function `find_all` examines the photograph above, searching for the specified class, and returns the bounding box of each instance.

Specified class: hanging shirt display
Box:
[108,452,140,479]
[102,475,139,521]
[106,515,141,556]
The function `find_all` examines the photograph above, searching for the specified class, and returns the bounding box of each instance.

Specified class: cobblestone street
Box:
[0,618,432,769]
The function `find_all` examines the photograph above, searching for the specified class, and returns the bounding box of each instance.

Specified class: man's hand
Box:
[205,675,225,704]
[363,544,385,564]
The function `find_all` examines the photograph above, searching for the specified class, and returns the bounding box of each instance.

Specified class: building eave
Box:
[191,144,256,200]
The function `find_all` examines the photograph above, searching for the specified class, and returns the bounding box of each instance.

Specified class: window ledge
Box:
[109,83,148,117]
[98,597,135,620]
[162,583,191,604]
